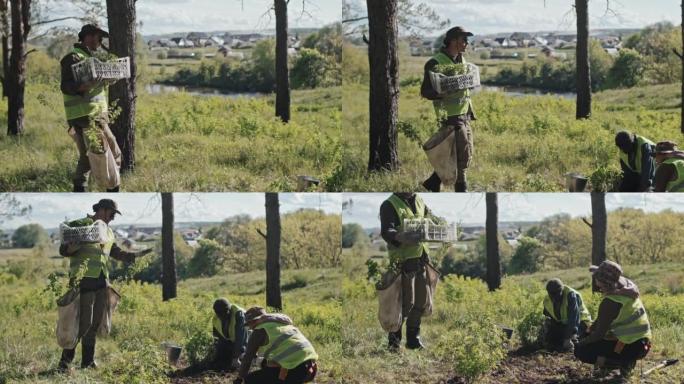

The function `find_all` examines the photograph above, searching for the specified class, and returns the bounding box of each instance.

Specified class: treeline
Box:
[166,23,342,92]
[490,22,682,92]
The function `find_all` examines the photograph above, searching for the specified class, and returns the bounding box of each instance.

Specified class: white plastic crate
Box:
[60,220,109,244]
[429,63,480,94]
[403,218,457,243]
[71,57,131,83]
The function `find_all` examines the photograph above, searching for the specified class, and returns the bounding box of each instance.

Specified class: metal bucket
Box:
[163,343,182,366]
[565,173,588,192]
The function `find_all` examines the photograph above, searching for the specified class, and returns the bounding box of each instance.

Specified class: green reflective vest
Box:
[662,158,684,192]
[256,321,318,370]
[212,303,244,342]
[604,294,652,344]
[386,194,430,263]
[63,47,108,121]
[619,135,654,174]
[431,52,472,118]
[543,286,592,324]
[69,219,115,279]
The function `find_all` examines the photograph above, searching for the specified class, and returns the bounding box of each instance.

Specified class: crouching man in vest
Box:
[542,278,592,352]
[615,131,655,192]
[653,141,684,192]
[61,24,122,192]
[57,199,152,371]
[381,193,437,350]
[235,307,318,384]
[574,261,651,379]
[211,298,247,371]
[420,26,476,192]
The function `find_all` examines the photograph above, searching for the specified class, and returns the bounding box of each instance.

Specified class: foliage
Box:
[433,63,468,76]
[11,224,49,248]
[508,236,544,274]
[291,48,341,89]
[516,310,545,348]
[623,22,682,84]
[342,223,368,248]
[589,165,622,192]
[606,48,644,88]
[184,330,214,366]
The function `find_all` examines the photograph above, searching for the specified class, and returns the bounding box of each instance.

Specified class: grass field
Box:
[0,245,342,384]
[0,83,341,192]
[340,248,684,383]
[339,79,681,191]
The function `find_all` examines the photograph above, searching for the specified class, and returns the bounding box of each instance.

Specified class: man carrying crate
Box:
[420,26,476,192]
[61,24,121,192]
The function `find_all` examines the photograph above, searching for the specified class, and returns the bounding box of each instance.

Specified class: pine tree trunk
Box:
[366,0,400,171]
[1,0,9,98]
[7,0,30,135]
[274,0,290,123]
[105,0,137,172]
[265,192,282,310]
[575,0,592,119]
[681,2,683,133]
[485,192,501,291]
[161,192,177,301]
[590,192,607,265]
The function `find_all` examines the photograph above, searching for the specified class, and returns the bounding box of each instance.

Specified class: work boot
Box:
[106,186,120,193]
[387,329,402,351]
[454,181,467,192]
[81,344,97,369]
[73,184,86,192]
[422,172,441,192]
[57,348,75,372]
[619,360,636,378]
[406,327,425,350]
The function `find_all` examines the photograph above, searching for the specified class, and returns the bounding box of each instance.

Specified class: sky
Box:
[342,193,684,228]
[346,0,680,35]
[49,0,342,35]
[0,193,341,230]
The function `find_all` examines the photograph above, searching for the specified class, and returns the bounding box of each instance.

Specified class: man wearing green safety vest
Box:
[380,193,438,350]
[421,26,476,192]
[61,24,121,192]
[614,131,656,192]
[57,199,151,371]
[211,298,247,371]
[235,307,318,384]
[653,141,684,192]
[575,261,651,379]
[542,278,592,352]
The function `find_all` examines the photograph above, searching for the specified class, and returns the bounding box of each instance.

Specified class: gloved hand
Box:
[395,231,422,245]
[231,357,241,370]
[562,338,574,352]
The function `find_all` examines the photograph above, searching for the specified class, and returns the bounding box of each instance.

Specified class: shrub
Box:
[185,330,215,366]
[517,310,545,348]
[11,224,49,248]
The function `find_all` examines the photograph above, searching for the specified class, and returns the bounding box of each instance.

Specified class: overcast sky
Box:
[346,0,679,35]
[343,193,684,228]
[1,193,341,230]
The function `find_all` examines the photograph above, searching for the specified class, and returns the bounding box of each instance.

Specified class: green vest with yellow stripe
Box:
[256,321,318,370]
[62,47,108,121]
[212,304,244,342]
[661,158,684,192]
[543,286,592,324]
[69,219,115,279]
[386,194,430,263]
[431,52,472,118]
[619,135,654,174]
[604,294,651,344]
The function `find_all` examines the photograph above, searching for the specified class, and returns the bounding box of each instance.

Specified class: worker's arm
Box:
[654,163,675,192]
[420,58,441,100]
[238,328,267,379]
[565,292,580,338]
[61,53,100,95]
[59,242,81,256]
[232,311,247,358]
[639,144,655,191]
[380,200,402,247]
[109,244,152,263]
[578,298,621,344]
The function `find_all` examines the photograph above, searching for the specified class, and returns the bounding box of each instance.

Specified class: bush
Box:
[509,236,544,274]
[291,48,339,89]
[606,48,644,88]
[342,223,368,248]
[185,330,215,366]
[11,224,49,248]
[187,239,225,277]
[517,310,545,348]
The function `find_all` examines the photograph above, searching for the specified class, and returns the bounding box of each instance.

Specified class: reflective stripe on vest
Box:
[619,135,654,174]
[69,221,115,279]
[63,47,108,121]
[386,194,430,263]
[604,294,652,344]
[212,304,244,342]
[256,322,318,370]
[543,286,592,324]
[662,158,684,192]
[431,52,472,118]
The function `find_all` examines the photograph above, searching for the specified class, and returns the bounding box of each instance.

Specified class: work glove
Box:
[231,357,240,370]
[562,338,574,352]
[395,231,422,245]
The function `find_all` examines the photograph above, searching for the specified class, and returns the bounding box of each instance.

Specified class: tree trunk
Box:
[366,0,400,171]
[681,2,683,133]
[161,192,177,301]
[265,192,282,310]
[485,192,501,291]
[575,0,591,119]
[1,0,9,98]
[274,0,290,123]
[105,0,137,172]
[590,192,607,265]
[7,0,30,135]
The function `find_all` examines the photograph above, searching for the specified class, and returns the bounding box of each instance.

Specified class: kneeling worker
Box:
[235,307,318,384]
[211,298,247,371]
[574,261,651,378]
[542,278,592,352]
